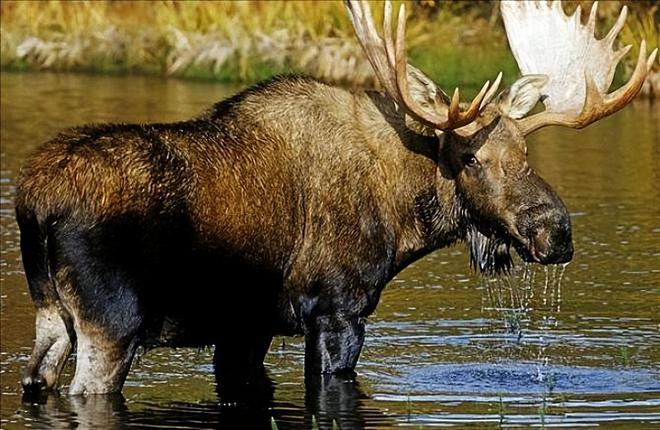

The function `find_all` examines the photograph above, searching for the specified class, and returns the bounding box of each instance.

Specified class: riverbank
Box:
[1,1,657,95]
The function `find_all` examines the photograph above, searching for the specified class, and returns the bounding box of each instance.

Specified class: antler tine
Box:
[481,71,503,109]
[390,2,453,129]
[605,5,628,46]
[519,41,657,135]
[448,88,461,123]
[345,1,398,101]
[502,0,657,136]
[586,1,598,35]
[647,47,659,71]
[461,79,492,120]
[607,40,657,106]
[392,3,495,129]
[383,0,395,67]
[347,0,492,131]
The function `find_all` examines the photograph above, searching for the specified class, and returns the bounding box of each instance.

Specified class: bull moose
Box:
[16,0,656,395]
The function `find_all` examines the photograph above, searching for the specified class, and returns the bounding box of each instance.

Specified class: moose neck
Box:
[356,91,466,273]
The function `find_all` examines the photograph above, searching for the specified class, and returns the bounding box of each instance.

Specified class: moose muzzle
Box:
[516,204,573,265]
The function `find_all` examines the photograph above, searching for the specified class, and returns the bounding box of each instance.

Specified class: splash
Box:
[480,261,571,381]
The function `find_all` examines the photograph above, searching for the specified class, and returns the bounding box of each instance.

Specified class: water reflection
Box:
[15,372,392,429]
[304,376,381,430]
[18,394,128,429]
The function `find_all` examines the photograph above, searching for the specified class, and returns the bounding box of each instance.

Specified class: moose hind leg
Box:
[66,283,144,396]
[63,271,144,395]
[22,305,73,393]
[68,327,140,396]
[48,221,146,395]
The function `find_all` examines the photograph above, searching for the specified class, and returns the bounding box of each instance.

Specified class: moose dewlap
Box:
[16,0,656,395]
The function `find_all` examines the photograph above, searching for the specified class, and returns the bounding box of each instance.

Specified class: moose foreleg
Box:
[304,314,365,377]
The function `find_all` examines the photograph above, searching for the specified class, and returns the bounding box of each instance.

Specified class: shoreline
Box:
[3,67,658,100]
[2,1,657,97]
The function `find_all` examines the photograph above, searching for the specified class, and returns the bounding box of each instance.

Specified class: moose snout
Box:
[529,223,573,264]
[517,205,573,265]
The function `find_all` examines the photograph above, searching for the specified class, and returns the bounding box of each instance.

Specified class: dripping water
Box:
[479,261,571,387]
[535,262,570,392]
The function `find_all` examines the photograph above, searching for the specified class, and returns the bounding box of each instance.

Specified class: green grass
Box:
[616,345,634,367]
[502,310,524,339]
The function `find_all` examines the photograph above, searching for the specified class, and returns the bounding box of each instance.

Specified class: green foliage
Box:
[616,345,634,367]
[619,4,659,78]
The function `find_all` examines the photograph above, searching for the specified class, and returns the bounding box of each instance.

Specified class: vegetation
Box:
[615,345,634,367]
[498,395,506,428]
[271,414,339,429]
[1,1,657,91]
[539,395,547,429]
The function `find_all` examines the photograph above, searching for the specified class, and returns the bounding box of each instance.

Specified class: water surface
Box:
[1,72,659,428]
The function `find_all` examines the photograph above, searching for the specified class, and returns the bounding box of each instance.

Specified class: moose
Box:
[16,0,656,396]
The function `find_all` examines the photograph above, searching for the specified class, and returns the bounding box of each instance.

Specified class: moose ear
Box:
[496,75,549,119]
[405,65,450,116]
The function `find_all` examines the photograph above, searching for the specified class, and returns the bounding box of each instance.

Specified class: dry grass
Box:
[1,1,381,84]
[1,1,657,91]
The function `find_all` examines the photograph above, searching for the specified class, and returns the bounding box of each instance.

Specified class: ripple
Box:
[379,362,660,395]
[402,411,660,427]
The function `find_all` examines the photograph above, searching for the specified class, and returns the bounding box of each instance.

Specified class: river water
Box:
[1,72,659,429]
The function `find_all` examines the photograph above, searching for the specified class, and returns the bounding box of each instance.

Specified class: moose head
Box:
[346,0,657,273]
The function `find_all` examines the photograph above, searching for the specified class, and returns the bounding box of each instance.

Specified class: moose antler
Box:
[501,1,658,135]
[345,0,502,130]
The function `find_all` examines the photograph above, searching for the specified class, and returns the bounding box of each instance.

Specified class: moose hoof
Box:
[22,375,47,393]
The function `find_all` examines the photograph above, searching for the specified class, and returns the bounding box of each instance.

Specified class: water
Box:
[1,72,659,429]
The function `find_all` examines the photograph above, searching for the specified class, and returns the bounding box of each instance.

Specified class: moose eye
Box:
[461,153,478,167]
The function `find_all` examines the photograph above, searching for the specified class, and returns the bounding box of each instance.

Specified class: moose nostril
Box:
[532,228,551,260]
[528,222,574,264]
